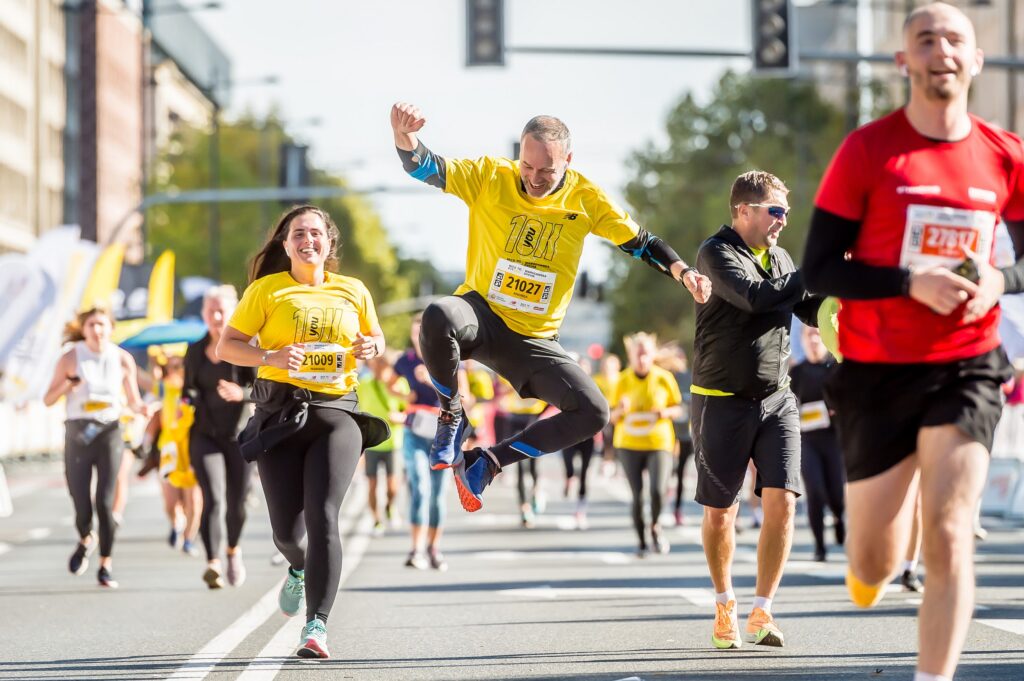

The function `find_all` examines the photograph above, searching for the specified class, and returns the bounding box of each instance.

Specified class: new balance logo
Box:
[564,213,578,220]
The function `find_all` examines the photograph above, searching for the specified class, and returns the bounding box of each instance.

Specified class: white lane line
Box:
[976,619,1024,636]
[26,527,51,541]
[500,585,716,607]
[467,550,632,565]
[0,543,11,556]
[235,512,374,680]
[168,479,368,680]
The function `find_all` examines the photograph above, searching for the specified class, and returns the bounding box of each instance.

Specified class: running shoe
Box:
[97,566,119,589]
[846,568,886,608]
[520,507,535,529]
[834,518,846,546]
[673,508,685,527]
[901,569,924,593]
[68,535,95,576]
[226,551,246,587]
[203,565,225,590]
[428,548,448,572]
[168,527,179,549]
[279,569,305,617]
[182,539,200,557]
[575,500,588,531]
[452,448,497,512]
[296,619,329,659]
[712,599,742,649]
[372,520,386,537]
[428,409,468,470]
[746,608,784,646]
[651,526,670,555]
[813,548,827,563]
[404,551,429,570]
[636,544,649,559]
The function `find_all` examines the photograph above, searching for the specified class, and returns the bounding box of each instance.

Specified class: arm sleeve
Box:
[1000,220,1024,294]
[802,208,910,298]
[396,141,447,190]
[793,295,825,327]
[697,240,807,313]
[182,343,200,405]
[617,229,684,280]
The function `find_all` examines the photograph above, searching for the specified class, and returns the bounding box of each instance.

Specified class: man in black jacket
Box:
[692,171,821,650]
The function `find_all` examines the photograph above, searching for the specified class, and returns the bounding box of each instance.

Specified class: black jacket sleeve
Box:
[803,207,910,298]
[182,341,201,406]
[698,240,806,313]
[1001,220,1024,294]
[793,295,825,327]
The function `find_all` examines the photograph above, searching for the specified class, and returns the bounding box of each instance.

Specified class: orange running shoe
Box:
[846,568,886,608]
[712,600,742,649]
[746,607,785,647]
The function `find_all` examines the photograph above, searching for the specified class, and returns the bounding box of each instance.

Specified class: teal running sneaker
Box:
[279,568,305,617]
[297,618,329,659]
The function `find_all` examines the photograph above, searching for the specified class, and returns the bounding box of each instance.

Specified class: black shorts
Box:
[455,291,579,399]
[824,347,1011,483]
[691,389,802,509]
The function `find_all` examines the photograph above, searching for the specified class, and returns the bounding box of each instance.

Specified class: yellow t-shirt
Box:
[593,373,619,405]
[229,271,378,395]
[445,156,640,338]
[612,366,682,452]
[497,378,546,415]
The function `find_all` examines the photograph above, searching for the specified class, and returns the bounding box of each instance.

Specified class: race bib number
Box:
[623,411,659,437]
[288,342,347,384]
[900,204,995,271]
[799,401,831,432]
[408,409,439,440]
[487,259,556,315]
[83,398,114,413]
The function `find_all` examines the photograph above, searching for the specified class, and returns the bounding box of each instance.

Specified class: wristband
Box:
[261,350,271,366]
[680,266,698,278]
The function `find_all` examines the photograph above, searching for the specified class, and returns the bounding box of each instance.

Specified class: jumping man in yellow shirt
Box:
[391,102,712,511]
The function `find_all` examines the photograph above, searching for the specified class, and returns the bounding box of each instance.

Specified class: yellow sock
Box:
[846,568,886,608]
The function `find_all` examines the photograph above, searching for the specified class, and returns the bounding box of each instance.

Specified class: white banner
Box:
[0,227,98,403]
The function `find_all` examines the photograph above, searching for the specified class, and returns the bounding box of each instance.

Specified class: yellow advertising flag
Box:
[78,243,125,312]
[147,250,175,323]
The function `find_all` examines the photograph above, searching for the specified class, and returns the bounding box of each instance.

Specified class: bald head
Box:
[903,2,976,45]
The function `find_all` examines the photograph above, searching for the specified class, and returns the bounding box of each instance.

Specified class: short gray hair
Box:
[202,284,238,307]
[521,115,572,153]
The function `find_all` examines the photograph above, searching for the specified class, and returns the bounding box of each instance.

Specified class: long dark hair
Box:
[249,205,342,283]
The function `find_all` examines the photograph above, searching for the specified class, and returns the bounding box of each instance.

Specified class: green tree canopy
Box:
[610,70,890,356]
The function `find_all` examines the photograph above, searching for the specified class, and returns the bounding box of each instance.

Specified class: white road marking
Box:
[26,527,51,541]
[976,619,1024,636]
[235,512,374,680]
[500,585,716,607]
[467,550,632,565]
[0,543,11,556]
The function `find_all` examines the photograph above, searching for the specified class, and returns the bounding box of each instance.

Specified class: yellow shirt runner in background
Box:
[612,366,682,452]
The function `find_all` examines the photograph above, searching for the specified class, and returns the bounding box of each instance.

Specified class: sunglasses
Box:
[742,203,790,219]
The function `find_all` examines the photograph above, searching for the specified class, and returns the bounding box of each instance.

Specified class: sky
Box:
[193,0,751,279]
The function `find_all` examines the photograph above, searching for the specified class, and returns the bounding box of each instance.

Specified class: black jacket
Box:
[183,334,257,439]
[692,225,822,399]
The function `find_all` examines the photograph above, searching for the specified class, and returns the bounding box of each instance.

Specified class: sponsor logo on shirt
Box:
[896,185,942,196]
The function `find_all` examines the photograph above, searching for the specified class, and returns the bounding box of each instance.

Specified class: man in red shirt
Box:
[804,4,1024,680]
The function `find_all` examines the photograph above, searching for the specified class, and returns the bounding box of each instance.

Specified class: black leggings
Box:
[64,420,122,557]
[191,431,254,561]
[673,439,694,512]
[257,407,363,622]
[562,438,595,500]
[420,295,608,468]
[618,449,668,546]
[800,430,846,554]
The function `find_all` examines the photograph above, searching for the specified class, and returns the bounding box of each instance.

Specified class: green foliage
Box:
[610,71,892,355]
[145,113,436,346]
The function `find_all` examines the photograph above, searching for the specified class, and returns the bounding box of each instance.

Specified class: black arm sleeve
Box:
[793,295,825,328]
[697,241,806,313]
[1000,220,1024,294]
[396,141,447,190]
[617,229,684,280]
[182,343,200,406]
[803,207,911,299]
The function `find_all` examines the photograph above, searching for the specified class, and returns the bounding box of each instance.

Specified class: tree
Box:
[145,113,440,344]
[610,71,892,355]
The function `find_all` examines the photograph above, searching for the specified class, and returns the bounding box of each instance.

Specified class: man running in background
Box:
[803,4,1024,679]
[391,101,711,511]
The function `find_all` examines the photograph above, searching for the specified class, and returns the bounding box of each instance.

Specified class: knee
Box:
[571,386,609,436]
[848,543,900,585]
[421,302,456,338]
[763,491,797,522]
[703,507,735,532]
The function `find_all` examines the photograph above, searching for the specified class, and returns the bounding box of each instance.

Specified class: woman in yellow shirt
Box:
[218,205,389,659]
[610,333,683,557]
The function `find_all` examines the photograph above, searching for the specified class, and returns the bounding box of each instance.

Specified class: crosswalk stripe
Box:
[976,619,1024,636]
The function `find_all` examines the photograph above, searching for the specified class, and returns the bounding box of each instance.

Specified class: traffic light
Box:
[752,0,795,74]
[279,142,310,204]
[466,0,504,67]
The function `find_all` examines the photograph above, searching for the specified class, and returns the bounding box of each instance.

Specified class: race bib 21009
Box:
[288,342,348,384]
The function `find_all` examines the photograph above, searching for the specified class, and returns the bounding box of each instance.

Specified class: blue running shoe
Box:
[428,410,468,470]
[279,568,305,617]
[452,448,498,512]
[297,619,330,659]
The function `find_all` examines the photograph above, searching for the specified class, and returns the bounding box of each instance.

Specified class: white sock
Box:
[914,672,952,681]
[752,596,772,613]
[715,590,736,606]
[902,559,918,573]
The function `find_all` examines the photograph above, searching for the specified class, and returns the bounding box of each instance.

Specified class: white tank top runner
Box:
[65,341,124,423]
